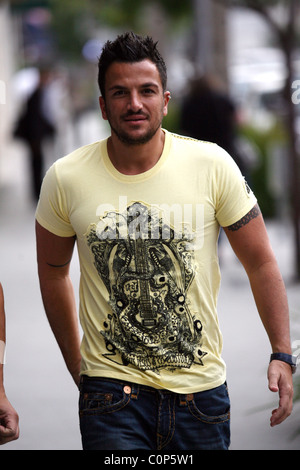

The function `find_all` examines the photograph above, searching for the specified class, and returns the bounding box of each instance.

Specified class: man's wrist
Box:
[270,352,298,374]
[0,363,5,397]
[0,340,5,365]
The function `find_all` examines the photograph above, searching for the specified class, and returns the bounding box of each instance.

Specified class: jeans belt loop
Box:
[130,383,139,400]
[179,392,194,406]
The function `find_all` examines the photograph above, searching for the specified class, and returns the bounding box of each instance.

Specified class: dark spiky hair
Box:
[98,31,167,98]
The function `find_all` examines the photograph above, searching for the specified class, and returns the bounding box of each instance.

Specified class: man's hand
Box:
[0,395,19,445]
[268,360,293,427]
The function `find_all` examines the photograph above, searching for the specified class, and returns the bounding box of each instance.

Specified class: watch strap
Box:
[270,352,297,374]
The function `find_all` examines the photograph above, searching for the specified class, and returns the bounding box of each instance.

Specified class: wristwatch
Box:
[270,352,298,374]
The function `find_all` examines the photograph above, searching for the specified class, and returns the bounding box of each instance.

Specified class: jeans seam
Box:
[157,395,176,450]
[187,400,230,424]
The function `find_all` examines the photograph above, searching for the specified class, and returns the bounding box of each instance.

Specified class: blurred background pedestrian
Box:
[179,74,253,181]
[13,67,56,201]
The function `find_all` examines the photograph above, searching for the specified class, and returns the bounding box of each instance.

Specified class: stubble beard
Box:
[107,110,164,146]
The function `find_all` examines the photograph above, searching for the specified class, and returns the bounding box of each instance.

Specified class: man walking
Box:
[36,32,294,450]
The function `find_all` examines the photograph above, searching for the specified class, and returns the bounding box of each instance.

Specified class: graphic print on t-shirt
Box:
[86,201,206,372]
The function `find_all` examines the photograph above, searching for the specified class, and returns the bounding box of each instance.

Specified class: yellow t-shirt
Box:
[36,130,257,393]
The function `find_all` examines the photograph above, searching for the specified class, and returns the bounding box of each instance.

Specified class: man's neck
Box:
[107,129,165,175]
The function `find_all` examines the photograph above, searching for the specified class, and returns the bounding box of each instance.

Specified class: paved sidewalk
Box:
[0,121,299,450]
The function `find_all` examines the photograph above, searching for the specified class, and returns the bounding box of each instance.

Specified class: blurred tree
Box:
[47,0,89,61]
[192,0,229,88]
[10,0,50,9]
[48,0,193,61]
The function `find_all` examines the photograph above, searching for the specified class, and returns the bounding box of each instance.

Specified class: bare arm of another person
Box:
[35,221,82,387]
[0,283,19,445]
[223,204,293,427]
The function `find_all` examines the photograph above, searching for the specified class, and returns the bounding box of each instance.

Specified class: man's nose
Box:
[128,91,142,112]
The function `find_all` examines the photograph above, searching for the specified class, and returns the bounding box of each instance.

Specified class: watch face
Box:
[292,356,297,366]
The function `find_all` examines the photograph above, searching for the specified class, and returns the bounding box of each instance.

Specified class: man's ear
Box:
[163,91,171,117]
[99,96,108,120]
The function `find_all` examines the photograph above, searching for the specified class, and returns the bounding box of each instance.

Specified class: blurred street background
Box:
[1,0,300,450]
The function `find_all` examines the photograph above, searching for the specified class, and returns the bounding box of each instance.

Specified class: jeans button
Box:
[124,385,131,395]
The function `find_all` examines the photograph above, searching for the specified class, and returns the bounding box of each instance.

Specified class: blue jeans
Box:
[79,376,230,450]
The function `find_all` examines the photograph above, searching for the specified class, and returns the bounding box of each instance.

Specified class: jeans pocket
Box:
[187,384,230,424]
[79,384,131,416]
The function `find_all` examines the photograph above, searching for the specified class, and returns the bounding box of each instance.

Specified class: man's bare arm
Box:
[35,221,81,386]
[0,284,19,444]
[223,204,293,426]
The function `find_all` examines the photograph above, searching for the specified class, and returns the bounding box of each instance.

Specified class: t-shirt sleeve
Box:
[213,146,257,227]
[35,163,76,237]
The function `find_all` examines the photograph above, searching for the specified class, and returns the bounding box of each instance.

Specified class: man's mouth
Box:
[123,113,148,122]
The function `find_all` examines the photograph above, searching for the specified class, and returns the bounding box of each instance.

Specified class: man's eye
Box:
[113,90,127,96]
[143,89,155,94]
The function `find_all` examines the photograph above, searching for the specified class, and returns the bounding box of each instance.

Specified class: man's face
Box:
[99,59,170,145]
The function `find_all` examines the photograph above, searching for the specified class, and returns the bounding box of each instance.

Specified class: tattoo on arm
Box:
[46,259,72,268]
[227,204,261,232]
[45,236,76,268]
